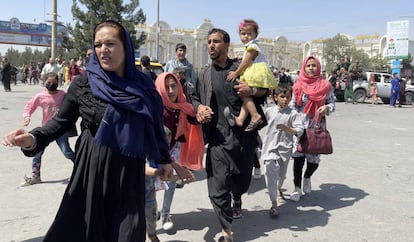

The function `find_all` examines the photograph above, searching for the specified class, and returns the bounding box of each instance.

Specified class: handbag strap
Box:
[309,112,327,130]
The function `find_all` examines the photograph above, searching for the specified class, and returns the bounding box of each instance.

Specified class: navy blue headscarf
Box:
[86,20,168,159]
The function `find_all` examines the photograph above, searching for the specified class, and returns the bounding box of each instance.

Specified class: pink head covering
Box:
[293,56,332,118]
[238,19,259,33]
[155,72,195,139]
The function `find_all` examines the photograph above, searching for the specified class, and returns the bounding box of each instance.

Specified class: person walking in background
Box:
[40,57,59,84]
[399,76,406,106]
[335,56,350,73]
[390,72,401,107]
[289,56,335,202]
[341,67,355,104]
[155,72,196,231]
[29,62,39,85]
[68,59,81,83]
[2,57,11,92]
[369,73,378,105]
[224,19,276,132]
[262,86,303,216]
[164,43,197,86]
[278,67,293,88]
[2,20,173,242]
[191,28,267,242]
[21,72,75,186]
[141,55,157,81]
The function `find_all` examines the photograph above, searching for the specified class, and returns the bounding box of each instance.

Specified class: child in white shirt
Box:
[261,86,304,217]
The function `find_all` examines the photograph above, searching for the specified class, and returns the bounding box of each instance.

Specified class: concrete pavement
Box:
[0,83,413,242]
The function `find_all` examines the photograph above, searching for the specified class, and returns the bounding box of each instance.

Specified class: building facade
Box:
[135,19,302,72]
[136,19,413,73]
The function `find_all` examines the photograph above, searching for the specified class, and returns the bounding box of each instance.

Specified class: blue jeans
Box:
[31,134,75,177]
[145,176,158,235]
[161,180,176,218]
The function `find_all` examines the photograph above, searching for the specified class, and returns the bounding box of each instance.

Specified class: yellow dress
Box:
[240,40,276,89]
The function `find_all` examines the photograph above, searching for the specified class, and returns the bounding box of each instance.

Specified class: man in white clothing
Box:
[40,58,60,83]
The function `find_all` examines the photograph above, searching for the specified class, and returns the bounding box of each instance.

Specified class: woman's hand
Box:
[159,164,173,181]
[317,105,329,116]
[171,161,195,183]
[2,129,34,148]
[196,104,214,124]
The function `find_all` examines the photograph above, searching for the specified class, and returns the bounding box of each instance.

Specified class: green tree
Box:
[322,34,354,72]
[69,0,147,58]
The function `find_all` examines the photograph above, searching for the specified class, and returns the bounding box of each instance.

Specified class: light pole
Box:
[51,0,57,59]
[46,0,58,59]
[155,0,160,61]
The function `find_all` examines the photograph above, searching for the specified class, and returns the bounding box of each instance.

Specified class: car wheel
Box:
[404,92,414,105]
[353,89,366,103]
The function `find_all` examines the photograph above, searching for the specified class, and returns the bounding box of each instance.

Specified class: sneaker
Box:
[175,180,185,189]
[253,167,261,179]
[21,175,41,187]
[232,200,242,219]
[162,215,174,231]
[303,178,312,194]
[290,187,302,202]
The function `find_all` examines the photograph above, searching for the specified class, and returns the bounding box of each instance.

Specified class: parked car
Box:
[135,60,164,75]
[335,72,414,105]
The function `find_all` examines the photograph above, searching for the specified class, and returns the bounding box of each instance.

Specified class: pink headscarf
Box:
[155,72,195,139]
[293,56,332,118]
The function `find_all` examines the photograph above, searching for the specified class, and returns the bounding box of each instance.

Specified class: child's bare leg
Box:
[244,97,262,123]
[234,101,248,127]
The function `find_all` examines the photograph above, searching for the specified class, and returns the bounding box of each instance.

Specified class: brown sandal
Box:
[244,118,263,132]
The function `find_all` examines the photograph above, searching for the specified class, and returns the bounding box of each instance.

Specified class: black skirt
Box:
[43,129,146,242]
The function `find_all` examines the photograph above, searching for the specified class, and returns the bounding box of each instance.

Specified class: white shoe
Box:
[253,167,261,179]
[162,215,174,231]
[303,178,312,194]
[290,187,302,202]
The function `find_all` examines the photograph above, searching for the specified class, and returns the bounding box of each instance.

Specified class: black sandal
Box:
[269,206,280,217]
[232,200,242,219]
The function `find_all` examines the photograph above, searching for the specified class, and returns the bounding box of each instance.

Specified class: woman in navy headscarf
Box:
[2,20,173,242]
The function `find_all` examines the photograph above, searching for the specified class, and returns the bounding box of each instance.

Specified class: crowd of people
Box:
[0,54,89,91]
[0,17,409,242]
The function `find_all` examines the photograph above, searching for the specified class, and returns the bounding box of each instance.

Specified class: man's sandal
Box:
[269,206,280,217]
[218,235,233,242]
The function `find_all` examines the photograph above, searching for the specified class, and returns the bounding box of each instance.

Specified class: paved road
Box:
[1,84,413,242]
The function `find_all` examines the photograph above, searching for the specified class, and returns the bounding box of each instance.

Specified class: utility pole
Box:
[155,0,160,61]
[51,0,57,59]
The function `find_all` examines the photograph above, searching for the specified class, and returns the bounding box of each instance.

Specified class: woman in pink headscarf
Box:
[289,56,335,202]
[155,72,197,231]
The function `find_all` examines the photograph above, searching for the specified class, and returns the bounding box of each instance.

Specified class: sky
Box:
[1,0,414,54]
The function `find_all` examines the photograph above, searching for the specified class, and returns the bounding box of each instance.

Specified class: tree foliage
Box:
[69,0,147,58]
[322,34,354,72]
